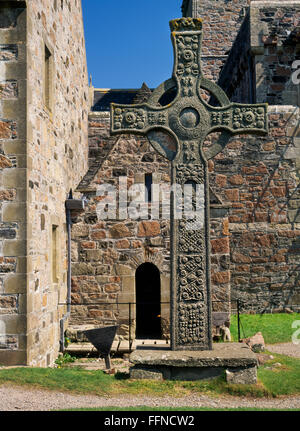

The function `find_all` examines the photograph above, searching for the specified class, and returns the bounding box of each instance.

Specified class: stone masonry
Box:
[208,106,300,311]
[69,109,231,341]
[69,1,300,343]
[219,2,300,105]
[0,2,26,361]
[215,1,300,310]
[1,0,300,365]
[182,0,251,82]
[0,0,89,366]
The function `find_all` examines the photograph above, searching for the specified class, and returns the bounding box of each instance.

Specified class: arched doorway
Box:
[135,263,161,339]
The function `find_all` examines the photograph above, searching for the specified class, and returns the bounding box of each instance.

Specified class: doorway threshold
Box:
[135,339,169,347]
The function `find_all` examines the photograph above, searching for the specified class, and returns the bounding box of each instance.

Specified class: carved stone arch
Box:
[143,249,166,273]
[117,249,170,341]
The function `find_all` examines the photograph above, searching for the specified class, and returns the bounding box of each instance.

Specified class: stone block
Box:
[225,366,257,385]
[242,332,265,353]
[114,264,133,276]
[1,99,25,121]
[0,294,17,309]
[0,189,16,201]
[0,314,26,334]
[0,350,26,366]
[71,223,89,239]
[160,275,170,303]
[211,271,230,284]
[72,263,95,276]
[0,120,16,140]
[109,223,132,239]
[0,81,18,100]
[2,169,26,188]
[148,237,163,246]
[90,231,106,240]
[138,221,160,237]
[3,140,26,155]
[130,367,163,380]
[3,240,26,257]
[3,203,25,222]
[116,239,130,249]
[211,238,230,254]
[104,283,120,293]
[129,343,257,383]
[0,44,18,61]
[85,249,103,262]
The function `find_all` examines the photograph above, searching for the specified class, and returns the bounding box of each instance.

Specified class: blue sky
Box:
[82,1,183,89]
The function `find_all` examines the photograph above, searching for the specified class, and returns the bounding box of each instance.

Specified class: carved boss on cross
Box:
[111,18,268,351]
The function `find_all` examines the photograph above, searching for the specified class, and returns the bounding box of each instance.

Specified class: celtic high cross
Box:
[111,18,268,351]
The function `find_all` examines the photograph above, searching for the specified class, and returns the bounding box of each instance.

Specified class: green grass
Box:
[0,313,299,404]
[257,352,300,396]
[230,312,300,344]
[0,367,113,396]
[0,352,299,399]
[112,373,271,398]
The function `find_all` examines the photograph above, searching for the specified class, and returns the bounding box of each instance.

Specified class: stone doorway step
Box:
[66,339,169,355]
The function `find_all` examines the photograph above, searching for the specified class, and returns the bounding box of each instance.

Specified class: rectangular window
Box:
[145,173,153,202]
[44,45,52,110]
[52,225,58,284]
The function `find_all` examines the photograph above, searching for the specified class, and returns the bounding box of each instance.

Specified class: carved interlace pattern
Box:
[175,158,207,345]
[178,220,204,253]
[178,303,205,345]
[232,107,266,130]
[175,163,204,185]
[170,18,203,32]
[113,108,146,130]
[179,255,205,302]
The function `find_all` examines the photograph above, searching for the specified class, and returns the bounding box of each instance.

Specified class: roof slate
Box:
[92,89,140,111]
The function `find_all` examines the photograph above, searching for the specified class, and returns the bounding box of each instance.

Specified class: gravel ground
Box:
[0,385,299,411]
[266,343,300,358]
[0,343,299,411]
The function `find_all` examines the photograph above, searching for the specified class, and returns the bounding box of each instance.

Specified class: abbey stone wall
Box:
[195,0,300,311]
[0,0,89,366]
[216,1,300,311]
[182,0,251,82]
[68,0,300,344]
[0,1,27,365]
[68,109,231,341]
[2,0,299,365]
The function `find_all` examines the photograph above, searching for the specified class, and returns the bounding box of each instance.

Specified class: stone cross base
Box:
[129,343,257,384]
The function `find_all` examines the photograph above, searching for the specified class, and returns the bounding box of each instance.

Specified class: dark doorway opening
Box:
[135,263,161,339]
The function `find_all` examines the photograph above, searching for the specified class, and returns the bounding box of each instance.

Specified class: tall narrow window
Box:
[52,225,58,284]
[145,173,153,202]
[44,45,52,110]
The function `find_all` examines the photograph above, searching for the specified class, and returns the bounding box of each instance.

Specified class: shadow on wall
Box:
[0,6,25,29]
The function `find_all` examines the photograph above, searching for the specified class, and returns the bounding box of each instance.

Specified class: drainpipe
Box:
[59,190,86,352]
